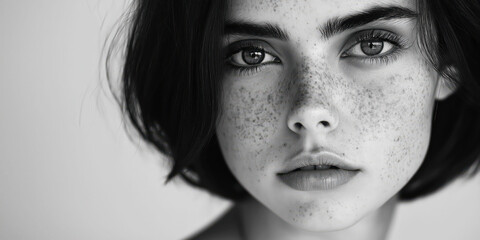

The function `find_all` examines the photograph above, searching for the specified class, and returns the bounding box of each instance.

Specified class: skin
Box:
[197,0,454,239]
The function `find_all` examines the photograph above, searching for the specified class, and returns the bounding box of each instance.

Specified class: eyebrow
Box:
[224,6,417,41]
[320,6,417,39]
[224,21,290,41]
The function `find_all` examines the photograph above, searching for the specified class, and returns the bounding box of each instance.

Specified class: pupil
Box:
[242,48,265,65]
[360,40,383,56]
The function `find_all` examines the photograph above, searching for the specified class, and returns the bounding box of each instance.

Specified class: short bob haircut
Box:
[109,0,480,201]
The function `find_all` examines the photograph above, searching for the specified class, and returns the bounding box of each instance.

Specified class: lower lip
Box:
[277,169,359,191]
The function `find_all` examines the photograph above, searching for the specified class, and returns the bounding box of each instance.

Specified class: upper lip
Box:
[277,151,361,175]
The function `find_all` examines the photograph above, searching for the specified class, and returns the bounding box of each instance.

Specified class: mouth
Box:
[288,164,341,172]
[277,152,361,191]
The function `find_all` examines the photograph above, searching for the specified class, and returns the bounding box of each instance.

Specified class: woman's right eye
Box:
[224,40,282,76]
[228,46,280,67]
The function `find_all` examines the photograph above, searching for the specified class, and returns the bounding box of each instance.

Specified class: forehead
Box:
[226,0,417,26]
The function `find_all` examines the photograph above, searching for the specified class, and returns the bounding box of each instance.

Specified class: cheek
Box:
[216,70,287,180]
[349,64,437,190]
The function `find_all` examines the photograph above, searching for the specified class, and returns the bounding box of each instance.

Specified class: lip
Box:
[277,152,361,191]
[278,151,361,174]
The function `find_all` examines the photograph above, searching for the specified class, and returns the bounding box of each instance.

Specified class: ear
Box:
[435,66,458,101]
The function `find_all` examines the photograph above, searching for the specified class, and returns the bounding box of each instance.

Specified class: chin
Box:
[286,212,362,232]
[275,197,365,232]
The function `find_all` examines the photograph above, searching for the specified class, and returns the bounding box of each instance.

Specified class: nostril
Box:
[318,121,330,128]
[294,122,303,131]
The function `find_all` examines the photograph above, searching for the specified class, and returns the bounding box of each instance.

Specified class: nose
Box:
[286,54,340,136]
[287,107,338,135]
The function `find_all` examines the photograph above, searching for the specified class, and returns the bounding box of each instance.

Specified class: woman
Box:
[109,0,480,239]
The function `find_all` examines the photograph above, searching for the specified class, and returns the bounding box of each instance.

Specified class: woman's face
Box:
[216,0,451,231]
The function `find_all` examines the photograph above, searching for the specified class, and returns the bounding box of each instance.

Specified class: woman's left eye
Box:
[229,47,279,67]
[343,39,396,57]
[340,30,407,64]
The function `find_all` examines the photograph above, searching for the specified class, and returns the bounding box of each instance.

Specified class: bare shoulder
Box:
[185,207,241,240]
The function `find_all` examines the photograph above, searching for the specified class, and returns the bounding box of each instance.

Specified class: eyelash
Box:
[224,30,408,75]
[224,40,281,76]
[341,29,408,64]
[232,65,264,76]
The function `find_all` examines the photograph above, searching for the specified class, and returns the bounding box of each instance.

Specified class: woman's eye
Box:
[339,30,408,65]
[229,47,279,67]
[344,39,395,57]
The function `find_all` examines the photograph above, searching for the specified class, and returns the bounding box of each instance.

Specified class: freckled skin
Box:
[217,0,453,233]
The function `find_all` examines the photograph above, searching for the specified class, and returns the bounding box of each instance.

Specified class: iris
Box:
[360,40,384,56]
[242,47,265,65]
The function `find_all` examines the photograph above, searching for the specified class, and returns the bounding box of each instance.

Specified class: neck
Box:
[234,195,398,240]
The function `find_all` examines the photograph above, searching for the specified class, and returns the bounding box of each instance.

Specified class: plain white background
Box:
[0,1,479,239]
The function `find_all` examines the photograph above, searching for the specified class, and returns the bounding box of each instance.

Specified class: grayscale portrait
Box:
[1,0,479,239]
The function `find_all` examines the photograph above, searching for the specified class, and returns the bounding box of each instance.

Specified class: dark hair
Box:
[108,0,480,201]
[399,0,480,200]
